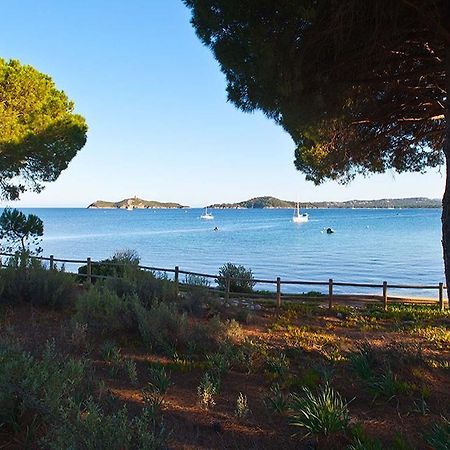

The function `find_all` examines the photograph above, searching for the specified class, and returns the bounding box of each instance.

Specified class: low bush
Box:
[0,257,76,308]
[74,287,136,335]
[289,383,350,437]
[77,249,140,281]
[105,268,176,308]
[424,418,450,450]
[264,383,290,414]
[0,340,92,442]
[216,262,256,293]
[78,250,177,308]
[0,337,169,449]
[45,402,168,449]
[368,365,410,402]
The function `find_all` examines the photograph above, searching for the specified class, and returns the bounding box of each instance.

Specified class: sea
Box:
[2,207,445,298]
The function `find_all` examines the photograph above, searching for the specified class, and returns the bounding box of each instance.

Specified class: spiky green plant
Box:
[147,365,171,395]
[289,384,350,436]
[424,418,450,450]
[263,383,290,414]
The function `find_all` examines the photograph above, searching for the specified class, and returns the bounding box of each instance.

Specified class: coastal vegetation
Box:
[0,250,449,449]
[209,197,441,210]
[88,197,187,209]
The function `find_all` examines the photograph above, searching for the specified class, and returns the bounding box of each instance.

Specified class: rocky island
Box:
[88,197,188,209]
[209,196,441,209]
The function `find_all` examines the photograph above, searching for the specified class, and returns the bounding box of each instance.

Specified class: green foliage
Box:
[147,365,171,395]
[0,58,87,200]
[367,366,410,401]
[125,359,139,386]
[216,262,256,293]
[78,250,176,307]
[265,352,290,378]
[424,418,450,450]
[0,337,168,448]
[75,287,136,334]
[77,249,140,281]
[0,257,76,308]
[45,402,168,450]
[365,304,450,321]
[0,208,44,254]
[349,344,376,381]
[197,372,218,409]
[0,339,91,438]
[183,2,444,184]
[347,424,383,450]
[264,383,290,414]
[289,384,350,436]
[133,300,189,354]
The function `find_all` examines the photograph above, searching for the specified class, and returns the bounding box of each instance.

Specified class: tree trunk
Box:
[442,47,450,301]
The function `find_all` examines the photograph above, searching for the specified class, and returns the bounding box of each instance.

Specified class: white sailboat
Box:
[200,206,214,220]
[293,202,308,223]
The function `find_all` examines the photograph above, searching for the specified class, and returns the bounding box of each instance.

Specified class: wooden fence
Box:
[0,252,448,311]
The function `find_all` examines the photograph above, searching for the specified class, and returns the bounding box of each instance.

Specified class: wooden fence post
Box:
[439,282,444,311]
[175,266,179,296]
[276,277,281,308]
[49,255,54,271]
[87,257,92,284]
[225,277,230,303]
[383,281,388,311]
[328,279,333,309]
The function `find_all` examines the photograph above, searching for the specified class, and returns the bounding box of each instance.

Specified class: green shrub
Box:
[289,383,350,437]
[368,365,410,401]
[216,263,256,293]
[0,257,76,308]
[45,401,168,450]
[0,340,92,438]
[349,344,376,380]
[0,337,169,449]
[125,359,138,386]
[133,300,189,354]
[77,249,140,281]
[264,383,290,414]
[74,287,136,334]
[424,418,450,450]
[78,250,176,307]
[147,364,172,395]
[265,352,290,377]
[347,424,383,450]
[105,268,176,308]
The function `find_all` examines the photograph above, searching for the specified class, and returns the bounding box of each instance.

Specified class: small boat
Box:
[200,207,214,220]
[292,202,308,223]
[326,227,335,234]
[127,205,133,211]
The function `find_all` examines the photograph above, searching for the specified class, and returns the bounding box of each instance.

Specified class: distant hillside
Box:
[88,197,187,209]
[209,196,441,209]
[210,196,296,209]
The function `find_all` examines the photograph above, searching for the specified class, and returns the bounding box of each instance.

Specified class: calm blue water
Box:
[3,208,445,297]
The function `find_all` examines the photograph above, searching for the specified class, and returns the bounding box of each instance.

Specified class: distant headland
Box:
[87,197,187,209]
[209,196,441,209]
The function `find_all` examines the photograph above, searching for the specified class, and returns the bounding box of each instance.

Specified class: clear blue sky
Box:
[0,0,445,207]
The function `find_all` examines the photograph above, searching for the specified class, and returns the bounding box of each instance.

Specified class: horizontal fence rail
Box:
[0,252,448,311]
